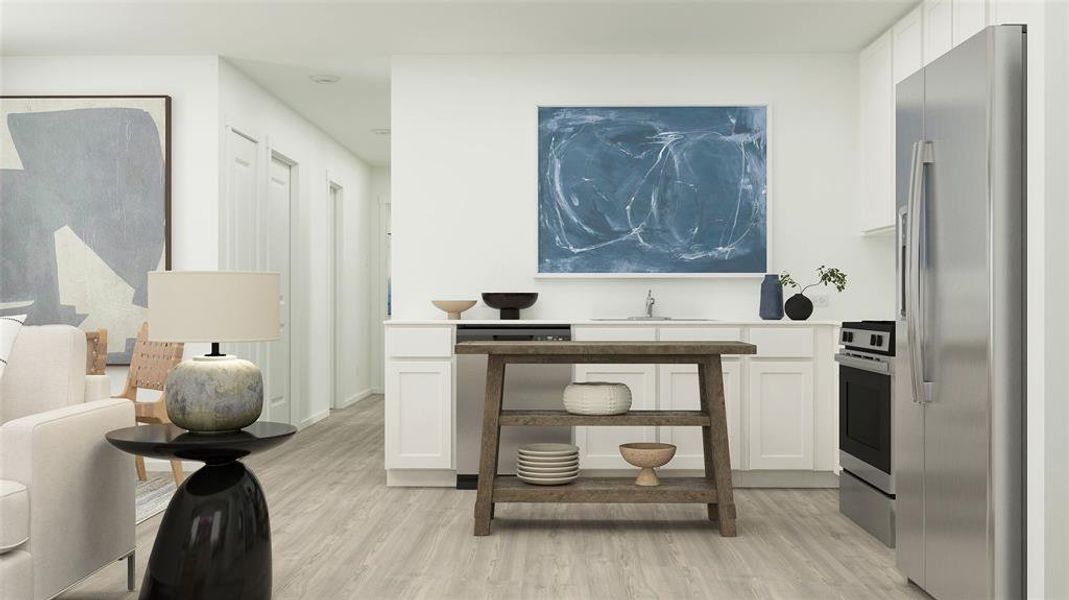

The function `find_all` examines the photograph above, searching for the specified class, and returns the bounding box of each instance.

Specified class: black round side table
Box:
[107,422,296,600]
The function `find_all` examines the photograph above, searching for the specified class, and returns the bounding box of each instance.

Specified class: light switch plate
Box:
[812,294,830,307]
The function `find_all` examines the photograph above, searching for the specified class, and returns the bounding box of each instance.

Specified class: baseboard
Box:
[299,409,330,430]
[144,458,200,473]
[337,388,374,409]
[386,469,457,487]
[371,387,384,395]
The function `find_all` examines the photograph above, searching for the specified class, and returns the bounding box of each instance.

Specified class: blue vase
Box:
[759,274,784,320]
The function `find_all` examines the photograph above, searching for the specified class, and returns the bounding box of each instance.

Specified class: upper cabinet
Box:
[952,0,988,46]
[893,5,924,84]
[860,0,996,234]
[858,31,895,233]
[923,0,953,65]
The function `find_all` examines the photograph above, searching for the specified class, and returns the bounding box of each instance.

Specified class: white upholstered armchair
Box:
[0,325,135,600]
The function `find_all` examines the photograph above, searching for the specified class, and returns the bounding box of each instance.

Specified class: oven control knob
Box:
[843,332,853,343]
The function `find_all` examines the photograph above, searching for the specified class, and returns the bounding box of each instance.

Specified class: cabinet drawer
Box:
[749,327,814,358]
[572,326,657,342]
[386,326,454,358]
[657,326,743,342]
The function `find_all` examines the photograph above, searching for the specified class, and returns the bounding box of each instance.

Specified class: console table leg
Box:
[474,355,506,536]
[699,356,737,537]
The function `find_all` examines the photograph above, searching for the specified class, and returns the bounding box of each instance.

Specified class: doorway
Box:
[328,181,345,409]
[266,152,294,425]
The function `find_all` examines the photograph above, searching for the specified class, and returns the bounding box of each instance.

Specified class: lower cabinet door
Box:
[385,360,453,469]
[748,360,814,470]
[573,364,657,469]
[657,361,742,470]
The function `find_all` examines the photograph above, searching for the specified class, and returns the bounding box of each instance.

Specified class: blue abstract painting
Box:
[538,106,767,275]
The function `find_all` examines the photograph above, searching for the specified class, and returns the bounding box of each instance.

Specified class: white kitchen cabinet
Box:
[859,31,896,233]
[748,361,814,470]
[384,359,453,469]
[893,5,925,84]
[573,363,658,469]
[384,321,837,486]
[657,360,741,470]
[952,0,987,45]
[924,0,954,65]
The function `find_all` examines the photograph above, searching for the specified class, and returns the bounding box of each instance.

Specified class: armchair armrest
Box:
[0,398,135,600]
[85,374,112,402]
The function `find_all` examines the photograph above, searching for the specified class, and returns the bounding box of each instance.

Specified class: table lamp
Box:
[148,271,280,433]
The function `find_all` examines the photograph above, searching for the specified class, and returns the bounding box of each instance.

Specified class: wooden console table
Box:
[455,340,757,537]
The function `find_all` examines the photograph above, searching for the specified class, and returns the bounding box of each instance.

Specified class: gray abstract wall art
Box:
[538,106,767,275]
[0,96,171,364]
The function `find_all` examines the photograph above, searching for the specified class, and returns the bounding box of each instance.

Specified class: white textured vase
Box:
[165,356,264,432]
[562,382,632,416]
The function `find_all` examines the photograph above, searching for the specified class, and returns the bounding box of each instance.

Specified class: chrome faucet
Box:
[645,289,656,318]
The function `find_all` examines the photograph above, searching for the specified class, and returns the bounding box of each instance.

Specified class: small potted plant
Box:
[779,266,848,320]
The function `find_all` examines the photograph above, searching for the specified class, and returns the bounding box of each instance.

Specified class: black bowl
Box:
[481,292,539,320]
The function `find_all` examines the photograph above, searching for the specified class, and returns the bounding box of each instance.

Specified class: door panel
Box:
[385,360,452,469]
[894,68,926,585]
[747,361,813,470]
[658,361,740,470]
[267,156,292,425]
[920,31,992,600]
[573,364,657,469]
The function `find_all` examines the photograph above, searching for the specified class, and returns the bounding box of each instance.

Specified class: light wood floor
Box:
[64,396,928,600]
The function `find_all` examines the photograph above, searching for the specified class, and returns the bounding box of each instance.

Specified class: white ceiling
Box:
[0,0,916,165]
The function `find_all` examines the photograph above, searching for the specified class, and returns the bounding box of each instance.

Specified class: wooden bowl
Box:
[431,300,477,320]
[619,442,677,487]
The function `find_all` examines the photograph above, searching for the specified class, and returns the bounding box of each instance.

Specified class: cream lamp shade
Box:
[148,271,280,343]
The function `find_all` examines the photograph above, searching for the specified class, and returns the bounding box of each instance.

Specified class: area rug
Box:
[136,475,176,524]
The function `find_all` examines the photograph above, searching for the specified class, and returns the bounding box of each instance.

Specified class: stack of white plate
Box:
[516,443,579,486]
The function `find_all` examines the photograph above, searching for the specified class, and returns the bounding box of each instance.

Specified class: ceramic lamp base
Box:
[165,355,264,433]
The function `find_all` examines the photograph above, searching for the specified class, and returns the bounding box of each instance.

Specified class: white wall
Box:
[219,61,374,427]
[391,54,894,322]
[1038,2,1069,596]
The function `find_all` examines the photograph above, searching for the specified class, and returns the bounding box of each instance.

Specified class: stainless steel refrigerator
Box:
[894,25,1026,599]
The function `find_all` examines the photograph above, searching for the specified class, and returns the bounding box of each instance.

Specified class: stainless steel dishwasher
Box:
[455,324,573,488]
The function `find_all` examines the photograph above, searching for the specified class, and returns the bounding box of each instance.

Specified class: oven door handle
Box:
[834,353,892,375]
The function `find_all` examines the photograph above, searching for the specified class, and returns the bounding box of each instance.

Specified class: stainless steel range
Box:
[835,320,895,547]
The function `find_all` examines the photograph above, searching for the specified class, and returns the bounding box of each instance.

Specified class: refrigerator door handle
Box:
[907,140,934,404]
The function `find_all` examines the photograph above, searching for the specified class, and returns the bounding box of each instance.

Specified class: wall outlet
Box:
[812,294,830,307]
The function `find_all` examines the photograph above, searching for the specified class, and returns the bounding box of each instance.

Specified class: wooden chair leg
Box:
[134,455,148,481]
[474,355,506,536]
[169,460,184,486]
[698,356,737,537]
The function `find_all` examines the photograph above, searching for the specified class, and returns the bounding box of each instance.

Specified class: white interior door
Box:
[267,155,293,425]
[329,183,344,408]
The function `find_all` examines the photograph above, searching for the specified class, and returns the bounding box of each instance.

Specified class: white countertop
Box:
[385,318,841,326]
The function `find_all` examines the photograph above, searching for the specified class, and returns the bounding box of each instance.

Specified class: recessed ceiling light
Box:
[371,128,391,135]
[309,74,340,84]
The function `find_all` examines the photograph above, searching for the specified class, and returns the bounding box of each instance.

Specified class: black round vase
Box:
[784,293,814,321]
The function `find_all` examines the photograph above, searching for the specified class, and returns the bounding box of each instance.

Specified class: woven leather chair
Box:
[114,323,185,485]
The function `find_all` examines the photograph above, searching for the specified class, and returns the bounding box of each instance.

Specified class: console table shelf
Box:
[456,340,756,538]
[499,409,711,427]
[493,476,720,504]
